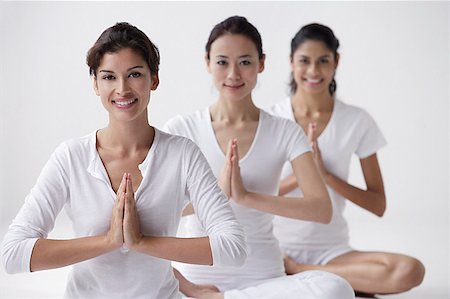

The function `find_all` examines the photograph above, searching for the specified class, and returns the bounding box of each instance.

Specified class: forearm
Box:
[240,192,331,223]
[278,175,298,196]
[325,173,386,216]
[30,235,115,272]
[132,236,213,265]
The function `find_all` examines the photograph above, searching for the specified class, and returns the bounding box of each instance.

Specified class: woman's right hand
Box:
[105,173,126,250]
[218,139,233,198]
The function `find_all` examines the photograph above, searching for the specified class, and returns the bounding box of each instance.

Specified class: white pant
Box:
[224,270,354,299]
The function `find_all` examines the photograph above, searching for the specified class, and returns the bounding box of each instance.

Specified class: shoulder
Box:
[264,97,292,119]
[55,132,95,158]
[156,128,201,155]
[335,99,373,121]
[164,109,205,134]
[261,109,301,133]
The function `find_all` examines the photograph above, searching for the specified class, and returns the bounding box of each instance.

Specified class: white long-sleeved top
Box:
[1,128,247,299]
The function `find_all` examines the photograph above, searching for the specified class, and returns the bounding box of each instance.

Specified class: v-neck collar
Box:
[204,107,263,164]
[87,128,160,200]
[288,97,339,141]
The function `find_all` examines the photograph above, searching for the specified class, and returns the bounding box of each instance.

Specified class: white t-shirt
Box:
[164,108,310,290]
[1,128,247,299]
[266,98,387,250]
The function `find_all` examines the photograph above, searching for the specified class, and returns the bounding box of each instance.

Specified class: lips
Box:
[112,98,137,108]
[304,78,323,84]
[224,83,245,89]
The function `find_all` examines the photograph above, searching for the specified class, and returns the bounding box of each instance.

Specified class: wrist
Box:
[129,235,145,252]
[323,171,332,184]
[236,191,251,206]
[103,235,122,252]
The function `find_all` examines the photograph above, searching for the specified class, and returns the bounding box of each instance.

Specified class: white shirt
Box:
[266,98,387,250]
[1,128,247,299]
[164,108,310,290]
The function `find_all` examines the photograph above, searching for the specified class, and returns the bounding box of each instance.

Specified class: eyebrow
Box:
[297,54,332,59]
[215,55,253,59]
[98,65,144,73]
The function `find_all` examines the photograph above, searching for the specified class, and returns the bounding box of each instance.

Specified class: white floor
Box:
[1,205,448,298]
[0,266,447,299]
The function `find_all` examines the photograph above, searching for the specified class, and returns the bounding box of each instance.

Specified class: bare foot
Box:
[283,255,317,275]
[173,267,222,299]
[191,284,222,299]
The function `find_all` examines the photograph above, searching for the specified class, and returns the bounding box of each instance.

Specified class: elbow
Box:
[1,243,18,274]
[319,207,332,224]
[226,239,248,267]
[373,194,387,217]
[318,194,333,224]
[375,201,386,218]
[209,230,248,267]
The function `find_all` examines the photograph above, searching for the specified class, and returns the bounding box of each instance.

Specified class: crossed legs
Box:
[284,250,425,295]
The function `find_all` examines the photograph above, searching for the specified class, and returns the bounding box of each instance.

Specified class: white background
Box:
[0,2,448,298]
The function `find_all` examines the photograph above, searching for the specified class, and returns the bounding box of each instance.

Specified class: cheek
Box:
[292,67,304,82]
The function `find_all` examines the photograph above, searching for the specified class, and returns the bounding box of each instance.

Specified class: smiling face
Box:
[207,34,264,103]
[93,48,159,123]
[291,40,338,96]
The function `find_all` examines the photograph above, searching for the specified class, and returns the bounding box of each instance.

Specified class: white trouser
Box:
[224,270,354,299]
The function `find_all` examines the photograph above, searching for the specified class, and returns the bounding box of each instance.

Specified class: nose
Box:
[116,78,131,95]
[307,62,319,76]
[227,63,241,80]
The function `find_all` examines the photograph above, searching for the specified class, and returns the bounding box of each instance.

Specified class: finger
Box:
[127,173,134,194]
[230,155,238,178]
[308,122,317,143]
[117,191,125,220]
[232,139,239,162]
[225,139,234,164]
[127,173,135,208]
[312,141,320,159]
[307,122,314,142]
[116,173,127,199]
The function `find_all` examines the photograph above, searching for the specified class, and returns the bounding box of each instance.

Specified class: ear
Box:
[151,74,159,91]
[334,53,340,69]
[205,53,212,74]
[258,54,266,73]
[93,76,99,96]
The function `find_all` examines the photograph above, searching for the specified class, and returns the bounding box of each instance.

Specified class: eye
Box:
[129,72,142,78]
[102,74,115,80]
[319,58,330,64]
[216,60,227,66]
[299,58,309,64]
[240,60,251,66]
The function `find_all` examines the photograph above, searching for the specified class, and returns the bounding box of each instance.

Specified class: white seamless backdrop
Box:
[0,2,448,298]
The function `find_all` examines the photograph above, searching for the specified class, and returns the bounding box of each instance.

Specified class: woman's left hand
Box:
[230,139,248,204]
[123,173,143,250]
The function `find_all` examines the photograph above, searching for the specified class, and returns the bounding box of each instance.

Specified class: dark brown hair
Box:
[86,22,160,77]
[205,16,264,60]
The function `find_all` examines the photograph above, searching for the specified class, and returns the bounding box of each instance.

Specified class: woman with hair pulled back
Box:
[268,23,425,296]
[1,22,248,298]
[165,16,354,299]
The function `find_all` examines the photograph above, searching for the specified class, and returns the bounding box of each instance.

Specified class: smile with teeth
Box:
[112,98,137,106]
[304,78,324,84]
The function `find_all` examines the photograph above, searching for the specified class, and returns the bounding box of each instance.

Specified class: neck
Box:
[291,89,334,116]
[100,110,154,152]
[210,94,259,123]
